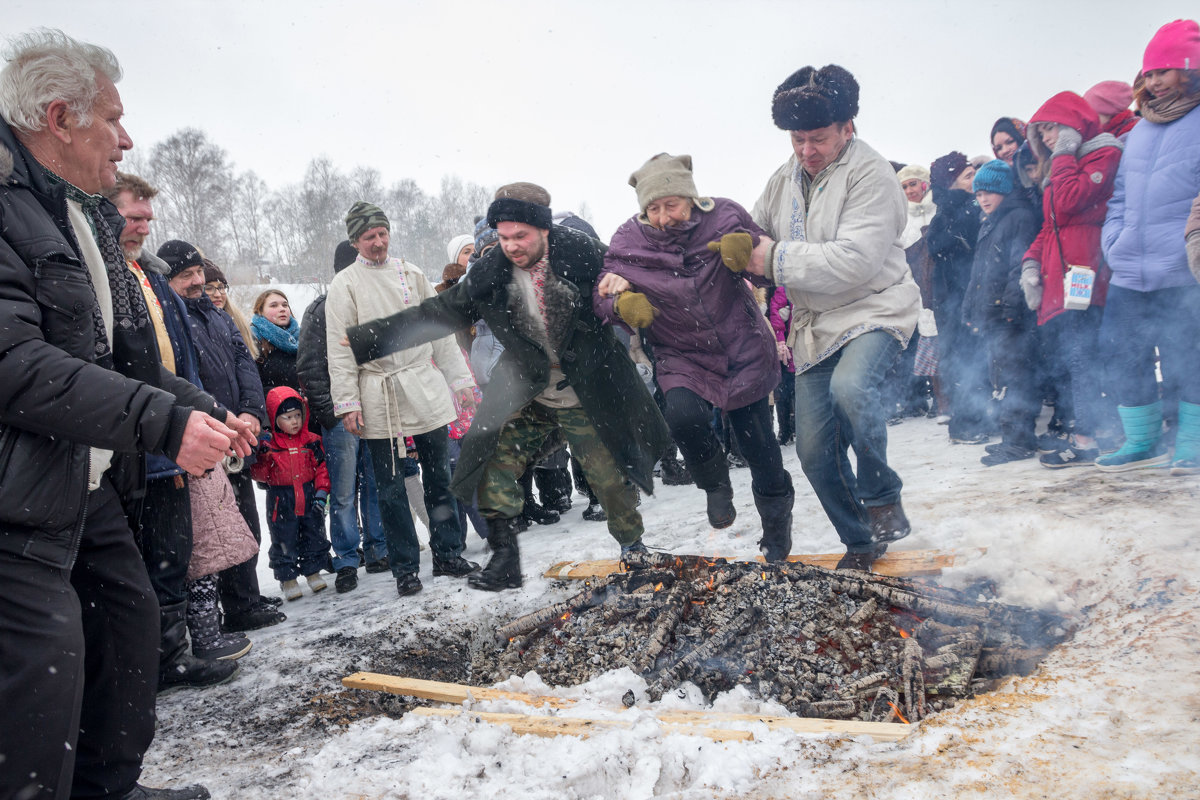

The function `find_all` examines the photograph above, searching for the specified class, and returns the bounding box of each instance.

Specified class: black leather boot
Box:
[689,450,735,528]
[753,478,795,563]
[534,466,573,513]
[158,601,238,692]
[468,518,523,591]
[658,445,693,486]
[519,468,559,526]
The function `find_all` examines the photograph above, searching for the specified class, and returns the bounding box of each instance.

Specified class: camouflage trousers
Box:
[478,403,643,546]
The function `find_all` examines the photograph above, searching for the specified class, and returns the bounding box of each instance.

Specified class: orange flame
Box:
[761,572,767,580]
[898,628,910,639]
[560,611,571,621]
[887,701,910,724]
[653,582,664,592]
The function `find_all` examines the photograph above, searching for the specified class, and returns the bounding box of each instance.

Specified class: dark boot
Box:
[776,401,794,446]
[468,518,523,591]
[658,445,693,486]
[866,501,911,544]
[158,601,238,692]
[753,480,795,563]
[534,466,573,513]
[119,784,211,800]
[519,468,559,526]
[690,451,735,529]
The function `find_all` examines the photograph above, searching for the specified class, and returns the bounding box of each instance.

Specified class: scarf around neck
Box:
[252,313,300,353]
[1134,73,1200,124]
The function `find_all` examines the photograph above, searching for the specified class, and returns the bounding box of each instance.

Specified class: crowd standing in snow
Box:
[1,18,1199,800]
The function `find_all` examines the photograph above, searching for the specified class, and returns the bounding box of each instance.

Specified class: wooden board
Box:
[344,673,911,743]
[543,547,986,580]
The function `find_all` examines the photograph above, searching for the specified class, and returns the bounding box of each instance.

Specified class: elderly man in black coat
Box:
[347,184,673,591]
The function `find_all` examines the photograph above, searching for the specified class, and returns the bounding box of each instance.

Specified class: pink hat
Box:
[1083,81,1133,116]
[1143,19,1200,72]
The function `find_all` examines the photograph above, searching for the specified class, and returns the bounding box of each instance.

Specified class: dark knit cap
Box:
[972,159,1014,195]
[275,396,304,421]
[771,64,860,131]
[989,117,1027,148]
[930,151,970,191]
[202,259,227,285]
[486,182,553,230]
[473,216,499,255]
[345,201,389,242]
[333,240,357,273]
[157,239,204,278]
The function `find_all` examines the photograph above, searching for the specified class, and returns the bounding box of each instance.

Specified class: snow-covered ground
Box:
[142,398,1200,799]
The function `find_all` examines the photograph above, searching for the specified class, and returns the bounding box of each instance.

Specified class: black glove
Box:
[310,490,328,518]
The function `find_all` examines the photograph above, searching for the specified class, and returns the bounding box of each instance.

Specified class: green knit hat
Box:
[345,201,389,242]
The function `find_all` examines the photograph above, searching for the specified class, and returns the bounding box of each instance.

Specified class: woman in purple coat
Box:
[595,154,795,561]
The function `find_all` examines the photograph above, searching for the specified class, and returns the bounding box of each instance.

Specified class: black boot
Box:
[753,479,795,563]
[519,468,559,526]
[534,466,573,513]
[469,518,523,591]
[581,486,607,522]
[690,451,736,529]
[659,445,693,486]
[158,601,238,692]
[776,401,794,446]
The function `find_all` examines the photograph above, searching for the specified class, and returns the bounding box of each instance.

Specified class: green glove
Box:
[614,291,659,329]
[706,232,753,272]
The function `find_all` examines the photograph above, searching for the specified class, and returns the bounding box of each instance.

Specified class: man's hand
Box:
[177,411,242,476]
[705,232,754,272]
[235,411,261,438]
[614,292,659,329]
[456,387,478,411]
[747,235,774,277]
[220,412,255,457]
[597,273,631,297]
[775,340,792,365]
[342,410,363,436]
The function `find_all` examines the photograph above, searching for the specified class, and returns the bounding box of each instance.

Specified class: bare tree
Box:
[148,128,234,262]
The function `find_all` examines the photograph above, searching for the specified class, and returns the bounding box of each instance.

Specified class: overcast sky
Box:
[8,0,1196,245]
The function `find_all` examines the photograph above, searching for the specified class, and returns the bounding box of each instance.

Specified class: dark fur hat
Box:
[771,64,860,131]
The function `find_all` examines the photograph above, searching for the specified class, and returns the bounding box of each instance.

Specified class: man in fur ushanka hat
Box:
[745,64,921,573]
[345,182,673,592]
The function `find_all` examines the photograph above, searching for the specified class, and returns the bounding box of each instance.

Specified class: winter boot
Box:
[519,468,559,526]
[1095,402,1169,472]
[776,401,794,446]
[658,445,693,486]
[468,517,523,591]
[534,466,574,513]
[866,500,911,544]
[753,479,795,563]
[188,579,251,661]
[157,601,238,692]
[305,573,327,594]
[581,494,607,522]
[690,451,736,529]
[334,566,358,594]
[280,579,303,601]
[1170,400,1200,476]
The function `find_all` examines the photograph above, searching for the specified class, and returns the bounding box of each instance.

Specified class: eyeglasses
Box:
[203,283,228,296]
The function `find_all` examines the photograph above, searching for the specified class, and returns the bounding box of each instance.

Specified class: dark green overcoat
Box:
[347,225,673,503]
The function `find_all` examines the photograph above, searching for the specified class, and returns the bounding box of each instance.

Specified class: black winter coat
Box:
[926,187,981,325]
[295,295,337,431]
[962,193,1040,334]
[183,294,267,424]
[347,225,673,502]
[0,124,222,568]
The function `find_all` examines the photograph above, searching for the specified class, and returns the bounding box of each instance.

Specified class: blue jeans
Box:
[323,424,386,570]
[794,330,903,552]
[367,429,465,577]
[1043,305,1110,438]
[1100,284,1200,407]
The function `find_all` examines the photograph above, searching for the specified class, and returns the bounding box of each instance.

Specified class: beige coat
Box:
[326,257,474,440]
[752,138,920,373]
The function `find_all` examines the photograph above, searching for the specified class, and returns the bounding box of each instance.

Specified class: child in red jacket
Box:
[251,386,332,600]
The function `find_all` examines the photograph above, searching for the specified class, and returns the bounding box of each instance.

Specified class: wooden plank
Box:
[345,673,911,742]
[341,673,576,709]
[411,706,755,741]
[543,548,986,580]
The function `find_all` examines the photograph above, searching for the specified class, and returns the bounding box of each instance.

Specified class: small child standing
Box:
[962,159,1042,467]
[251,386,332,600]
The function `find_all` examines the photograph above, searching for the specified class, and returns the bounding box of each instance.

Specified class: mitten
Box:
[1052,126,1083,157]
[705,232,753,272]
[310,490,328,517]
[917,308,938,337]
[614,291,659,329]
[778,306,790,321]
[1020,259,1043,311]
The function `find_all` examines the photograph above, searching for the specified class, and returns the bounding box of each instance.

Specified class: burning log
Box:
[495,583,611,643]
[646,606,762,701]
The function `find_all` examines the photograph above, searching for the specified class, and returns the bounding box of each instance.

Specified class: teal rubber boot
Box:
[1170,401,1200,476]
[1095,402,1169,472]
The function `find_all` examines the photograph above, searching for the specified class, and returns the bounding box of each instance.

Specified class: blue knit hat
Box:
[972,159,1014,195]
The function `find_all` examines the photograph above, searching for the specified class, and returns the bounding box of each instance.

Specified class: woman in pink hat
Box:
[1097,19,1200,476]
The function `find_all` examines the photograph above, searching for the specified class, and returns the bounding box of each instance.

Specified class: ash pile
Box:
[473,554,1070,724]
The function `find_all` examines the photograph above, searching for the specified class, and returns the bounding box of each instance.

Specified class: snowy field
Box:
[139,402,1200,800]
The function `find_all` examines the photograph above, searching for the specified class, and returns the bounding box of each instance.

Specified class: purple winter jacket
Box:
[595,198,778,410]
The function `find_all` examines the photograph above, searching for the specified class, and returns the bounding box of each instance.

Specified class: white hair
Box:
[0,28,122,135]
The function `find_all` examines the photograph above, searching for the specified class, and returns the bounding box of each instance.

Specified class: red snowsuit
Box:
[251,386,331,516]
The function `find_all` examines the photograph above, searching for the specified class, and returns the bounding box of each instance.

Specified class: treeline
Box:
[127,127,492,287]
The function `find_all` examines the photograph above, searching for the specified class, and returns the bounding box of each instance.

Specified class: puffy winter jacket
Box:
[250,386,330,515]
[963,192,1041,333]
[1102,104,1200,291]
[1025,91,1123,324]
[0,123,220,568]
[183,293,267,424]
[295,294,337,431]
